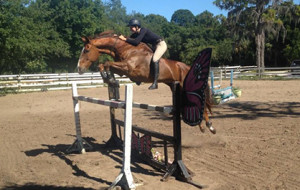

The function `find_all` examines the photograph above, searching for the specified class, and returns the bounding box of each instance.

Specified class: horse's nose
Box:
[78,67,83,74]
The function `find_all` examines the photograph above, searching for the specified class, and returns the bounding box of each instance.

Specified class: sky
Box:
[120,0,227,21]
[119,0,300,21]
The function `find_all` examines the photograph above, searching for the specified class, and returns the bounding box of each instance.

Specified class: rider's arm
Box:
[125,28,147,46]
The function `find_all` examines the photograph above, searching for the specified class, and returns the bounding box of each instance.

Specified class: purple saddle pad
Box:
[181,48,212,126]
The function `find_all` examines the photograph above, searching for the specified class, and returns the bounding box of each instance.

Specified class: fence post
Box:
[230,69,233,87]
[210,71,215,95]
[109,84,135,190]
[67,82,93,153]
[17,75,21,90]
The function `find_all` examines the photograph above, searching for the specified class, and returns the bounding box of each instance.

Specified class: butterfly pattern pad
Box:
[181,48,212,126]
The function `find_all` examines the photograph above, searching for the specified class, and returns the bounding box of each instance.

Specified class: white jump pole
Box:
[109,84,136,190]
[67,82,93,153]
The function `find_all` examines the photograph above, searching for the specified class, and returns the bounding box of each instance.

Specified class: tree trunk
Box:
[261,31,265,70]
[255,32,261,77]
[255,24,265,78]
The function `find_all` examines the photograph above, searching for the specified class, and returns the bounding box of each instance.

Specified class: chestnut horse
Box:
[77,31,215,133]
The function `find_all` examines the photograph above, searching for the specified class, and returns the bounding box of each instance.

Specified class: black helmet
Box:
[127,18,141,27]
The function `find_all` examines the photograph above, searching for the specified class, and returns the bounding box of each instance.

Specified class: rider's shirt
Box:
[126,28,162,46]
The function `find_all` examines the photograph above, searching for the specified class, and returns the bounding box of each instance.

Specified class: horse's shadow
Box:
[2,183,95,190]
[23,136,162,188]
[212,101,300,120]
[24,139,112,186]
[134,100,300,121]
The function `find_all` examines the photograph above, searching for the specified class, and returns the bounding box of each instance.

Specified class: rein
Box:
[89,34,119,57]
[112,36,119,49]
[108,36,119,57]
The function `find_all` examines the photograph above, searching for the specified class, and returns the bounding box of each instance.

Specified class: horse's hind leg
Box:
[198,123,205,133]
[198,107,207,133]
[198,107,216,134]
[204,109,216,134]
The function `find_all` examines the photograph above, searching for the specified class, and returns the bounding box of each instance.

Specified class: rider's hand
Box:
[119,35,126,41]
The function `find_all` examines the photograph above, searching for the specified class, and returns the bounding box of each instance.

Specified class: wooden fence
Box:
[0,66,299,93]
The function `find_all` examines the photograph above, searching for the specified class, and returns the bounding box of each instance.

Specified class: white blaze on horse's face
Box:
[77,48,85,74]
[77,43,100,74]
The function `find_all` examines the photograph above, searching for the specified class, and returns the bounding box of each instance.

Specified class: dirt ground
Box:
[0,79,299,190]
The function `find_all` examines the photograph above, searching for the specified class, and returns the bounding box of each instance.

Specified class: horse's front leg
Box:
[98,63,116,84]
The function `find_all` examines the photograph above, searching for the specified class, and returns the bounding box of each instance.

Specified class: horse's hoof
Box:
[209,126,216,134]
[199,126,205,133]
[148,84,158,90]
[206,121,216,134]
[136,81,141,85]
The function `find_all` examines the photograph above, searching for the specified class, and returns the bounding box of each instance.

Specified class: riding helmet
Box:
[127,18,141,27]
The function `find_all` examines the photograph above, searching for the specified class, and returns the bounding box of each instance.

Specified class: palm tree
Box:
[214,0,289,75]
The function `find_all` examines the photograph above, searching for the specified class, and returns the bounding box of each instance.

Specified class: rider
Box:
[119,18,167,90]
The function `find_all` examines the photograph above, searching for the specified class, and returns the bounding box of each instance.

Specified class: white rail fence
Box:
[0,72,132,93]
[211,66,300,79]
[0,66,299,93]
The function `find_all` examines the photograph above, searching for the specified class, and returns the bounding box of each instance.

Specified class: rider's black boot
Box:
[148,60,159,90]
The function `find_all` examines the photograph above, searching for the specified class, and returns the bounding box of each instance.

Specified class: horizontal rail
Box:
[0,72,132,92]
[75,95,173,114]
[132,102,173,114]
[115,119,175,143]
[74,96,126,109]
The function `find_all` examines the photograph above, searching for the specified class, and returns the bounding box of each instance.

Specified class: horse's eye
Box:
[83,49,89,53]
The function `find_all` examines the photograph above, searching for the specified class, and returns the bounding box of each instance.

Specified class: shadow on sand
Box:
[19,136,162,190]
[212,101,300,120]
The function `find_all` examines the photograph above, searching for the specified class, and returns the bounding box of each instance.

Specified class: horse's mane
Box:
[90,30,153,53]
[91,30,116,39]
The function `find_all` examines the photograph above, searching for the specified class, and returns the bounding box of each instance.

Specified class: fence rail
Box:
[0,72,132,93]
[1,66,299,93]
[211,66,300,79]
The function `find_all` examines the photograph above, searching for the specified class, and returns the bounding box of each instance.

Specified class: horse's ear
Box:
[81,36,89,44]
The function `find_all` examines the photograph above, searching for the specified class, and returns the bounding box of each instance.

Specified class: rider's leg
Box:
[148,59,159,89]
[149,40,167,90]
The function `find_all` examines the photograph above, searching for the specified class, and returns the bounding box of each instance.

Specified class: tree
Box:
[195,11,218,28]
[143,14,169,35]
[32,0,106,72]
[214,0,287,72]
[280,2,300,64]
[171,9,195,26]
[0,0,69,74]
[103,0,128,34]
